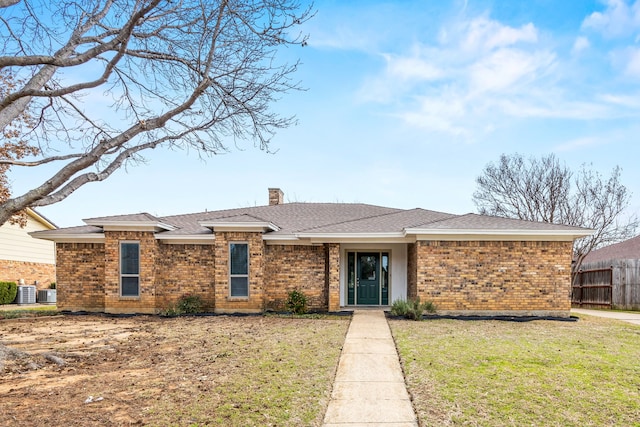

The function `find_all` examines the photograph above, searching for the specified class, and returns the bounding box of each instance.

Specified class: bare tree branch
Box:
[0,0,314,225]
[473,153,638,276]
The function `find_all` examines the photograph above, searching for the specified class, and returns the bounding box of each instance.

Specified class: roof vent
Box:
[268,188,284,206]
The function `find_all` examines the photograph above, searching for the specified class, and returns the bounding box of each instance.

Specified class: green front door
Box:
[357,253,380,305]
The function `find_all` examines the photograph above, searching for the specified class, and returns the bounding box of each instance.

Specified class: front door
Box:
[347,251,389,306]
[357,253,380,305]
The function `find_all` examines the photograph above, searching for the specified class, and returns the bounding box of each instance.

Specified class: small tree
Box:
[473,153,638,275]
[0,0,313,226]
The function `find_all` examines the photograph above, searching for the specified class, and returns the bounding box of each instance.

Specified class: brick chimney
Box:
[268,188,284,206]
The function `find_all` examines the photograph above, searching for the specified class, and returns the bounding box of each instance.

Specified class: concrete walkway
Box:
[323,310,418,427]
[572,308,640,325]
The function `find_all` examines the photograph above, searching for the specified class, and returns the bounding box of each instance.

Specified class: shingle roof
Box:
[583,235,640,263]
[85,212,162,223]
[413,213,589,232]
[160,203,401,236]
[33,201,592,241]
[300,208,456,234]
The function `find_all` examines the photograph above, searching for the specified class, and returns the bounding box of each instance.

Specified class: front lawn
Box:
[0,314,349,426]
[390,315,640,426]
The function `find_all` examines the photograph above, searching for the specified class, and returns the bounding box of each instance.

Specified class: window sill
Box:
[119,296,141,300]
[227,297,249,301]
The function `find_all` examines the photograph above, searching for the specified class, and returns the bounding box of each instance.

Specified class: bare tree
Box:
[473,153,638,273]
[0,0,313,225]
[0,70,39,226]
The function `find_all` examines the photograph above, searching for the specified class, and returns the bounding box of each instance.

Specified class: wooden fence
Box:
[571,267,612,308]
[573,259,640,310]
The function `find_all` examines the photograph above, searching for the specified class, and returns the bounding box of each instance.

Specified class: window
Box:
[229,242,249,297]
[120,242,140,297]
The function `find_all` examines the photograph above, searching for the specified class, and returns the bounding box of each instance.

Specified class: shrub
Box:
[390,297,436,321]
[390,299,411,317]
[176,293,203,314]
[0,281,18,304]
[286,289,308,314]
[49,282,56,289]
[162,293,204,316]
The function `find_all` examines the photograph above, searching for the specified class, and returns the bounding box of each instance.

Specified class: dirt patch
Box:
[0,314,349,426]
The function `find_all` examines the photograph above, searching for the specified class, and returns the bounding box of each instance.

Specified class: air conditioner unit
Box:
[16,285,36,304]
[37,289,57,304]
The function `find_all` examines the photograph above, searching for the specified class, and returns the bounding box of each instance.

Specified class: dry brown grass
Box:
[0,314,349,426]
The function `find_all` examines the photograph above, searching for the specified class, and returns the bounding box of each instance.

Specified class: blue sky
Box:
[14,0,640,227]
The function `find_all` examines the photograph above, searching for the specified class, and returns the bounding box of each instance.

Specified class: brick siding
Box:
[213,231,265,313]
[0,260,55,290]
[54,233,574,315]
[156,243,216,311]
[264,244,326,311]
[415,240,572,314]
[406,243,417,300]
[326,243,340,311]
[56,243,105,311]
[103,231,159,314]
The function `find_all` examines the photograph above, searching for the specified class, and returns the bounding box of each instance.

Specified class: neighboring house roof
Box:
[27,208,57,230]
[582,235,640,264]
[32,198,593,244]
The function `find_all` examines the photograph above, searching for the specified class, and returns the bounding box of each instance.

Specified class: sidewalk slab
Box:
[322,310,418,426]
[572,308,640,325]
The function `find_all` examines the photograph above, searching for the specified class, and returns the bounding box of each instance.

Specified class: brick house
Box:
[33,188,590,316]
[0,208,56,290]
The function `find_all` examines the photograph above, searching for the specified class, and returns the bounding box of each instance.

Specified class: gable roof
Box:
[27,208,57,230]
[31,201,593,244]
[582,235,640,264]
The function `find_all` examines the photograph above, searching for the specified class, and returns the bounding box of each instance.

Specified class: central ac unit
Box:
[37,289,57,304]
[16,285,36,304]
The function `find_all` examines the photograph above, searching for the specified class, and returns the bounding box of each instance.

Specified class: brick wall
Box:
[326,243,340,312]
[416,240,572,314]
[264,244,326,311]
[56,243,105,311]
[406,243,417,300]
[0,260,55,290]
[104,231,159,314]
[156,244,215,311]
[214,231,264,313]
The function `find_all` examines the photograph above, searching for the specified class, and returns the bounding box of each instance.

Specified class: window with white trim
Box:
[229,242,249,297]
[120,241,140,297]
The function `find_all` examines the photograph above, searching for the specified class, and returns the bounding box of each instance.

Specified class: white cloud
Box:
[623,47,640,76]
[600,92,640,108]
[582,0,640,38]
[468,48,556,94]
[572,36,591,54]
[384,54,443,81]
[461,16,538,52]
[610,46,640,77]
[397,93,470,137]
[359,15,560,137]
[354,8,640,140]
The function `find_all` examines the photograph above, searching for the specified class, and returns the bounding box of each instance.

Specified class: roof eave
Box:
[26,207,57,230]
[198,221,280,233]
[30,231,105,243]
[84,219,176,232]
[156,234,215,244]
[405,228,594,241]
[293,232,412,243]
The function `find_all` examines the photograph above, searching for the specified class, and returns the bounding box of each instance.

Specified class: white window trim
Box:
[229,241,250,298]
[120,240,140,298]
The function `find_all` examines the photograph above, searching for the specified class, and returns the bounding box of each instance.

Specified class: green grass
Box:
[390,315,640,426]
[0,305,58,319]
